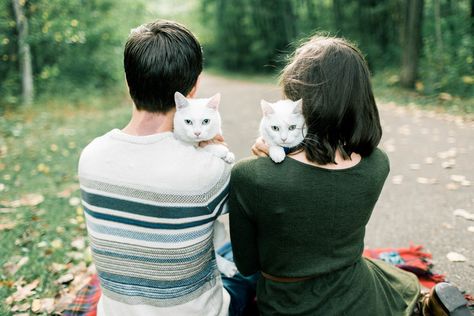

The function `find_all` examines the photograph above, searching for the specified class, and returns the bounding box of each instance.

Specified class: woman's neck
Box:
[122,108,175,136]
[289,149,362,170]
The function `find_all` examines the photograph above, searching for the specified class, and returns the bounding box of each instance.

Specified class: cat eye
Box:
[184,119,193,125]
[289,125,297,131]
[271,126,279,131]
[202,119,210,125]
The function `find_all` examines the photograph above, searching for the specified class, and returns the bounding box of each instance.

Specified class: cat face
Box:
[259,99,306,147]
[173,92,222,143]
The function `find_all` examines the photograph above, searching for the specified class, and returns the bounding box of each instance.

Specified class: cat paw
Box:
[269,147,285,163]
[216,255,238,277]
[223,152,235,164]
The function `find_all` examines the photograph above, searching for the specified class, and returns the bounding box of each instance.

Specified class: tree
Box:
[400,0,424,88]
[12,0,34,105]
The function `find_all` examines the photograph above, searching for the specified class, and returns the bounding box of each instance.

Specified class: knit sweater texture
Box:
[78,129,230,316]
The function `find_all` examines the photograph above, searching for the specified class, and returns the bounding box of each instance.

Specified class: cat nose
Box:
[194,132,201,136]
[281,137,287,142]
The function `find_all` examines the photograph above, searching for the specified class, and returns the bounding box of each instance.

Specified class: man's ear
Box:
[174,92,189,110]
[187,74,201,98]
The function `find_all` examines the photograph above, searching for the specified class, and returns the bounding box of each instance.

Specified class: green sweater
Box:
[229,149,420,316]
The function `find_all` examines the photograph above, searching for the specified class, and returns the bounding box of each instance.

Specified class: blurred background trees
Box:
[0,0,472,108]
[201,0,473,97]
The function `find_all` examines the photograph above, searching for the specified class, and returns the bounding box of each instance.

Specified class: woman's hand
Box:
[251,137,269,157]
[199,134,227,148]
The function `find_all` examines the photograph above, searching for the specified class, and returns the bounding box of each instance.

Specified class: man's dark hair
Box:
[280,36,382,165]
[124,20,203,113]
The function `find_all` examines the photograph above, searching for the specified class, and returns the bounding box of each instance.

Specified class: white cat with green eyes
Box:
[173,92,235,164]
[260,99,306,163]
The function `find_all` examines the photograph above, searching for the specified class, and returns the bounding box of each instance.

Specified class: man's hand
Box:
[199,134,227,148]
[251,137,269,157]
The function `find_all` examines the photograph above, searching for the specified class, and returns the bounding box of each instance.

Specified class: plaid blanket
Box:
[62,245,448,315]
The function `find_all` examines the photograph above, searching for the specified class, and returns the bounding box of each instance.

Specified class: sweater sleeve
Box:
[229,162,260,276]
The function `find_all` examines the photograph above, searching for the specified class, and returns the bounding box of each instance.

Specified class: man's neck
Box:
[122,107,175,136]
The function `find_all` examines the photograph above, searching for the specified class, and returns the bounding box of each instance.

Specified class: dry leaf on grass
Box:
[5,279,40,305]
[56,273,74,285]
[68,197,81,206]
[10,303,30,312]
[0,193,44,208]
[3,256,29,275]
[31,298,55,314]
[0,222,17,231]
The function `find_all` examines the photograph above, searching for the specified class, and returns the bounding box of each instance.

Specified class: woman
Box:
[228,36,469,316]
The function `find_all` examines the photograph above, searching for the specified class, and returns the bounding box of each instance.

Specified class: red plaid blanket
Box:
[62,245,447,315]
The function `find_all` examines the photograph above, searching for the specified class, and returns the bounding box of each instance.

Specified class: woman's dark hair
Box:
[124,20,203,113]
[280,36,382,165]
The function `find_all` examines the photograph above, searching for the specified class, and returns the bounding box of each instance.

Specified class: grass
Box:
[0,88,131,315]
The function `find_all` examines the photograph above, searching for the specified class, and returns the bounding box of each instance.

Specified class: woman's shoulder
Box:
[231,156,274,181]
[365,147,390,173]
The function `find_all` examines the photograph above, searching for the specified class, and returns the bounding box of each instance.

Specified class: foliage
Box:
[200,0,473,98]
[0,0,146,107]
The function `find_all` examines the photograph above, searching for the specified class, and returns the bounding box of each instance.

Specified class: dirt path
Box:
[198,73,474,293]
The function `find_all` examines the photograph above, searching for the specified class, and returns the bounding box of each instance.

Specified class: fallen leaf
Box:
[31,298,55,314]
[0,183,5,191]
[51,239,63,249]
[441,159,456,169]
[5,279,40,304]
[442,223,453,229]
[437,148,457,159]
[71,237,86,250]
[453,209,474,221]
[410,164,421,170]
[68,197,81,206]
[424,157,434,164]
[461,180,471,187]
[450,175,466,183]
[50,262,68,273]
[446,252,467,262]
[468,226,474,233]
[417,177,437,184]
[1,194,45,208]
[392,175,403,185]
[4,256,29,275]
[439,92,453,101]
[446,183,459,190]
[56,184,80,198]
[398,125,411,135]
[0,222,16,231]
[10,302,30,312]
[56,273,74,284]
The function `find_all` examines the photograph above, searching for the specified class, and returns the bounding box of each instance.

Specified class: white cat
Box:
[173,91,237,278]
[174,92,235,164]
[259,99,306,163]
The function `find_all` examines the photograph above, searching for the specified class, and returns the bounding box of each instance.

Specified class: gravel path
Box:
[198,73,474,293]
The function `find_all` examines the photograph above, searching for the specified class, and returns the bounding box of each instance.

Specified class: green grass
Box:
[0,89,131,315]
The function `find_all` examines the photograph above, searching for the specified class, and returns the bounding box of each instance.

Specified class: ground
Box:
[197,74,474,294]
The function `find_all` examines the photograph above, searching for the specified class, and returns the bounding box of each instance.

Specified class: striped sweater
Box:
[78,129,231,316]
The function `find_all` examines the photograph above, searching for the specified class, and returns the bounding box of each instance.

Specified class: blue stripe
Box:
[81,184,229,219]
[91,243,213,264]
[86,219,213,242]
[98,261,215,290]
[83,205,215,229]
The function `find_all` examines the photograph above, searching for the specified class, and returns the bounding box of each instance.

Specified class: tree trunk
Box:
[12,0,34,105]
[434,0,443,52]
[333,0,344,32]
[400,0,424,89]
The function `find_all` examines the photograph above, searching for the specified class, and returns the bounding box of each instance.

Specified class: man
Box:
[78,20,254,316]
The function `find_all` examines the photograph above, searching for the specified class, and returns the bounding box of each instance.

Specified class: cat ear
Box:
[174,92,189,110]
[293,99,303,114]
[207,93,221,110]
[260,100,274,116]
